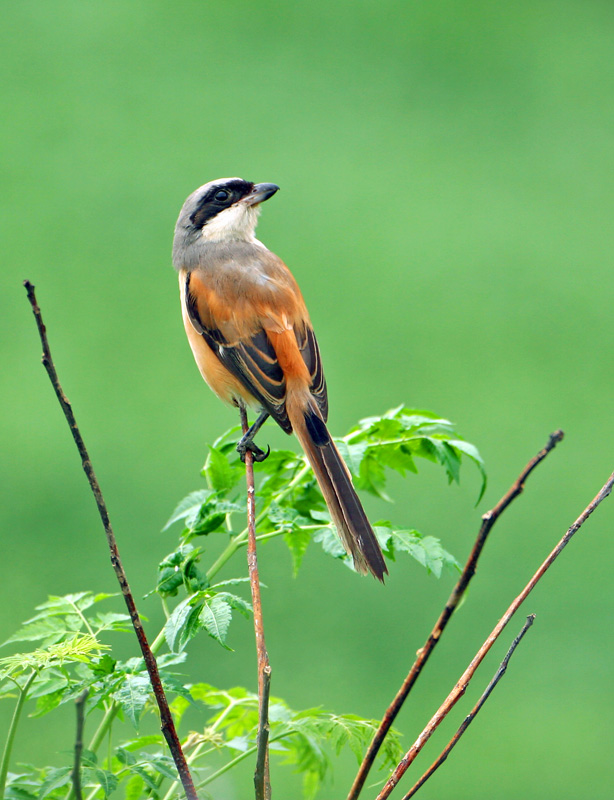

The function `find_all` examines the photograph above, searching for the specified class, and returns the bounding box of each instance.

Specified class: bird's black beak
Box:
[243,183,279,207]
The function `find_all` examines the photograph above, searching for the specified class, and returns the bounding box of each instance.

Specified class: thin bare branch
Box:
[375,470,614,799]
[240,406,272,800]
[24,281,198,800]
[401,615,536,799]
[347,430,563,800]
[71,689,89,800]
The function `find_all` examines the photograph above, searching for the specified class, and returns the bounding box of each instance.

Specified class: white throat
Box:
[200,202,262,243]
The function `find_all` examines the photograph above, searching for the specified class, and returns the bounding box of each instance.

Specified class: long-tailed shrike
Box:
[172,178,387,581]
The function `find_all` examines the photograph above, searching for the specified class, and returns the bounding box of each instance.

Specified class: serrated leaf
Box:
[163,597,203,653]
[118,734,165,752]
[200,597,232,649]
[335,441,368,477]
[89,654,116,677]
[448,439,488,503]
[203,446,240,492]
[112,674,151,730]
[356,452,391,501]
[91,613,132,633]
[38,767,72,799]
[163,490,213,531]
[155,544,208,597]
[2,617,70,647]
[189,495,244,536]
[122,774,145,800]
[284,529,312,576]
[33,688,66,717]
[155,652,188,669]
[312,527,349,563]
[148,754,177,781]
[169,695,191,728]
[215,592,252,618]
[127,767,159,796]
[80,767,118,798]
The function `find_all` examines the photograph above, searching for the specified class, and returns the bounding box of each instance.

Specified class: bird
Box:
[172,178,387,581]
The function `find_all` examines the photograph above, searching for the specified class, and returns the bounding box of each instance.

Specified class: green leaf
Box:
[38,767,72,799]
[254,450,305,497]
[2,617,70,647]
[163,597,203,653]
[335,441,368,478]
[163,490,213,530]
[33,688,66,717]
[89,654,116,677]
[200,596,233,649]
[215,592,252,618]
[112,674,151,730]
[284,528,312,576]
[448,439,488,503]
[155,543,208,597]
[189,494,244,536]
[119,734,165,752]
[0,634,105,681]
[342,406,486,503]
[356,451,391,501]
[91,612,132,633]
[312,526,349,563]
[122,774,145,800]
[147,754,178,781]
[202,446,242,491]
[376,527,459,577]
[81,767,118,798]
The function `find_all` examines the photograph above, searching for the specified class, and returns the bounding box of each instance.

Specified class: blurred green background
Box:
[1,1,613,797]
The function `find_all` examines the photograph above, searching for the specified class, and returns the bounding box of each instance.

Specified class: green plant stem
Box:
[0,670,37,800]
[87,703,119,755]
[197,733,287,791]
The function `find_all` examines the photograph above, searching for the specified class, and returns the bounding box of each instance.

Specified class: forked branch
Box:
[24,281,198,800]
[347,429,563,799]
[375,470,614,799]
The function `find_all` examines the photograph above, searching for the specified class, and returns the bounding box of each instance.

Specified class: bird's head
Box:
[173,178,279,259]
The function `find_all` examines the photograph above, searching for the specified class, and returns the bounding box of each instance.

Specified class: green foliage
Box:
[0,408,484,799]
[163,407,482,581]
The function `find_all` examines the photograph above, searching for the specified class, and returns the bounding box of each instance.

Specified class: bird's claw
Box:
[237,440,270,463]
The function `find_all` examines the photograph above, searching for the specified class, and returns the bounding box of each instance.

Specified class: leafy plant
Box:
[0,408,484,800]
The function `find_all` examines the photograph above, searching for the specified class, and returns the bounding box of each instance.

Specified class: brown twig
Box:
[240,406,272,800]
[401,614,536,799]
[71,689,89,800]
[347,430,563,800]
[375,470,614,799]
[23,281,198,800]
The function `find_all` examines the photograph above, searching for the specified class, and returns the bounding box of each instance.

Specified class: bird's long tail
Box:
[290,403,388,582]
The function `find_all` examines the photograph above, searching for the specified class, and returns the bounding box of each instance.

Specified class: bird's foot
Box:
[236,438,271,463]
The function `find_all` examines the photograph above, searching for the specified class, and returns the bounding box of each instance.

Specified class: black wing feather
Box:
[295,323,328,421]
[185,273,292,432]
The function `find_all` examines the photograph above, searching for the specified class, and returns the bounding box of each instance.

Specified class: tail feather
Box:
[293,408,388,582]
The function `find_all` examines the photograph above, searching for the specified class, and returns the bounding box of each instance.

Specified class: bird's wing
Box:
[294,321,328,422]
[185,267,328,432]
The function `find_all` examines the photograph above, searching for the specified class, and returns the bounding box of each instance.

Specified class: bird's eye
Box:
[214,189,230,202]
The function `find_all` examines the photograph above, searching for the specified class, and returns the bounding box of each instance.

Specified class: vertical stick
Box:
[24,282,198,800]
[240,407,272,800]
[71,689,89,800]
